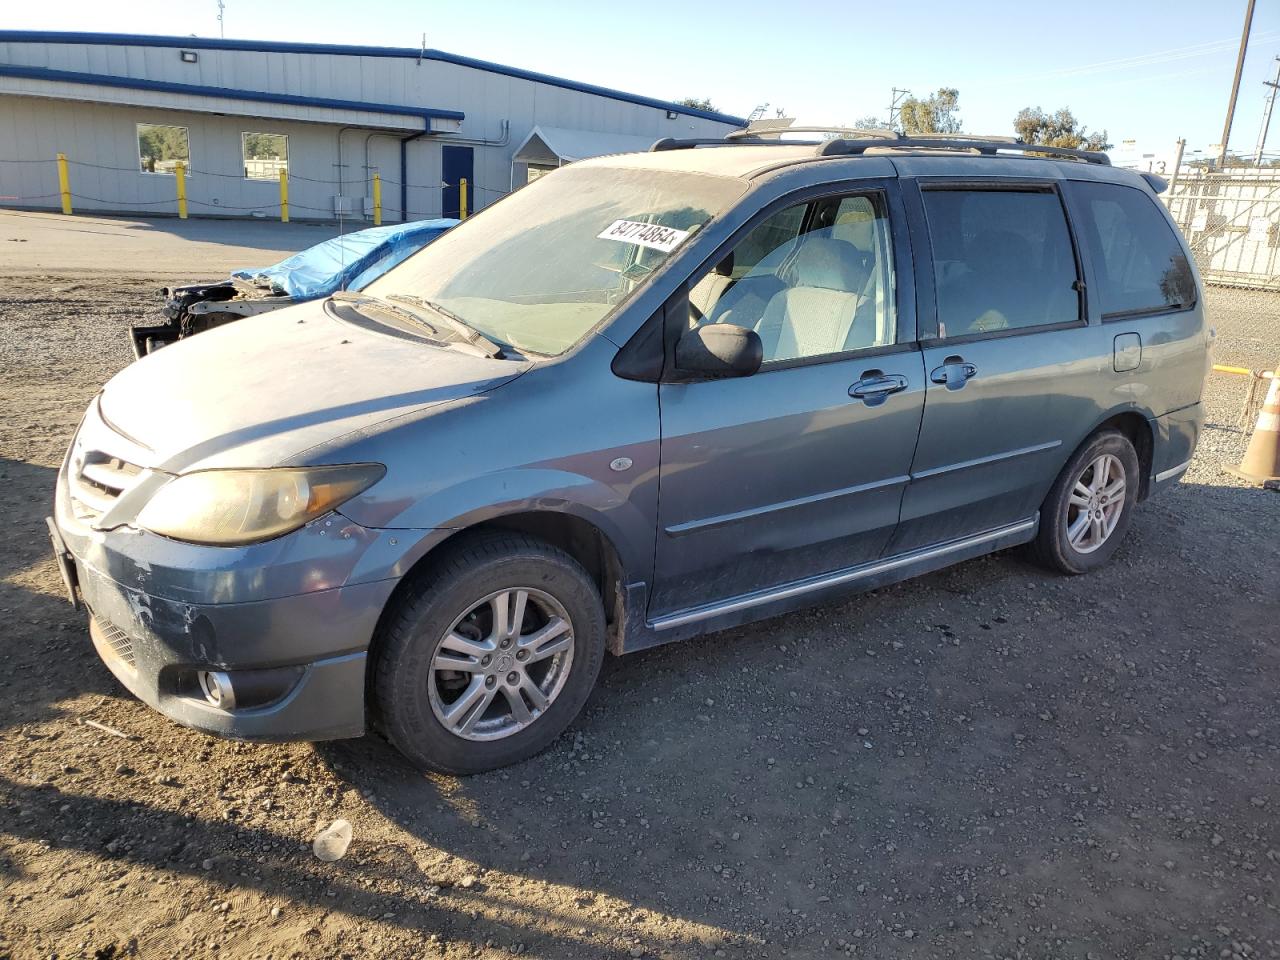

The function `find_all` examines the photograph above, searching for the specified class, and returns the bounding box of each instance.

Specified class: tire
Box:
[1031,429,1141,575]
[371,532,605,775]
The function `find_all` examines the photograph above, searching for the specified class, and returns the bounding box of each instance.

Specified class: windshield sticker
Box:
[597,219,691,253]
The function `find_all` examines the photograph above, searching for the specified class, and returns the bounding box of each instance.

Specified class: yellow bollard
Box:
[56,153,72,215]
[175,161,188,219]
[279,168,289,223]
[372,173,382,226]
[459,177,468,220]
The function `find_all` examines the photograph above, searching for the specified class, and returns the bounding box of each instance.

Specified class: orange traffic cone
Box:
[1227,371,1280,489]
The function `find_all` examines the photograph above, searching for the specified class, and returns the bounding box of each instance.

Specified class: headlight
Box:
[136,464,385,545]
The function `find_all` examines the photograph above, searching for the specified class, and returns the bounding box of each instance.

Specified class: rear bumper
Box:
[1149,401,1203,493]
[70,546,396,742]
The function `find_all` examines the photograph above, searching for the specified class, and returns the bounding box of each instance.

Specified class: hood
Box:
[99,299,526,472]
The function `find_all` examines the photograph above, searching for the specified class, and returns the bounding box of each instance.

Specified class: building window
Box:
[242,132,288,180]
[137,123,190,175]
[524,165,555,185]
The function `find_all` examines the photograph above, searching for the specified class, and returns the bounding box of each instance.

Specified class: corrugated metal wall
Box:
[0,37,740,221]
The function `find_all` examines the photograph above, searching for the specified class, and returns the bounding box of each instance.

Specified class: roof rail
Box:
[818,136,1110,165]
[650,136,798,151]
[724,125,899,141]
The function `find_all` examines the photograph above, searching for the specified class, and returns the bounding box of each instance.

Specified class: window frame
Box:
[909,177,1090,345]
[240,131,289,182]
[1063,179,1198,323]
[659,177,916,380]
[135,122,191,177]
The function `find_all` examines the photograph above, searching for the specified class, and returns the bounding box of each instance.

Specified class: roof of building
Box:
[0,63,463,130]
[0,30,748,126]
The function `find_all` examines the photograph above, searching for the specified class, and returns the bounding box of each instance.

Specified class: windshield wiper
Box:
[329,291,502,358]
[386,294,506,358]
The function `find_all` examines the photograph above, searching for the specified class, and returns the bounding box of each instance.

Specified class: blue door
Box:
[442,146,474,218]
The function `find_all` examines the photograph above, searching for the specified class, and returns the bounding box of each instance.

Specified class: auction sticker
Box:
[597,219,690,253]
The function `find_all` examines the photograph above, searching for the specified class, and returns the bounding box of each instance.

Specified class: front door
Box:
[650,184,926,619]
[891,180,1103,552]
[442,145,474,218]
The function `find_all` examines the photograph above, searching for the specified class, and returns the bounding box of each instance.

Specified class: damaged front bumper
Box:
[50,445,421,742]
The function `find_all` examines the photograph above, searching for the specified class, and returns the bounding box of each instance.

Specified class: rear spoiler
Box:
[1140,172,1169,194]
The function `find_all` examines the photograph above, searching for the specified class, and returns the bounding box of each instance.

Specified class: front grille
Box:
[90,614,137,669]
[65,402,151,527]
[68,453,142,523]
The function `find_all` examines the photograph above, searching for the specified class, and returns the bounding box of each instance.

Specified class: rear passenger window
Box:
[922,188,1081,337]
[1072,181,1195,318]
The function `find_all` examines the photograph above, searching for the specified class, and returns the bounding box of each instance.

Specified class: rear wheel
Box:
[371,532,605,775]
[1032,429,1140,574]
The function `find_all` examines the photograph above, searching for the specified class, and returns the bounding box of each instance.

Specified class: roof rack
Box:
[650,135,794,151]
[818,135,1110,165]
[650,129,1111,165]
[724,125,900,141]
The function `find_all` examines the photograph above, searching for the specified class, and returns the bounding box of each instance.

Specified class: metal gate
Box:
[1165,167,1280,290]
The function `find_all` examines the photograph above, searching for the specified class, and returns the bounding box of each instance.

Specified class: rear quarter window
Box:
[1071,181,1195,318]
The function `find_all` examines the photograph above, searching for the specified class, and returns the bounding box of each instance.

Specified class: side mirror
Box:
[674,324,763,379]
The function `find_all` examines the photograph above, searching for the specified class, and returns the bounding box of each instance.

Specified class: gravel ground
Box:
[0,252,1277,960]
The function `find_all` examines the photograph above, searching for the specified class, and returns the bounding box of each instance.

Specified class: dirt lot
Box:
[1,213,1278,960]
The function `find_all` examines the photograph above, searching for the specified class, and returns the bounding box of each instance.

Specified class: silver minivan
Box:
[49,132,1209,774]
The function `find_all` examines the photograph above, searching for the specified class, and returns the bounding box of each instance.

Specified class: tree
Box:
[1013,107,1111,151]
[898,88,961,135]
[676,97,719,112]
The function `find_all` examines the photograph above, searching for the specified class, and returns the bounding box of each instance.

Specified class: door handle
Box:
[849,371,909,405]
[929,355,977,390]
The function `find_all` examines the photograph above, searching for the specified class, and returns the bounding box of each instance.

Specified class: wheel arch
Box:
[1086,408,1155,501]
[368,507,637,674]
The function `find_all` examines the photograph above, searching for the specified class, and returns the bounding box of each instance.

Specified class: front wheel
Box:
[371,533,606,775]
[1031,429,1141,575]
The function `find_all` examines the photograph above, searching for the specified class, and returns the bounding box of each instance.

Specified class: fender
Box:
[342,466,656,590]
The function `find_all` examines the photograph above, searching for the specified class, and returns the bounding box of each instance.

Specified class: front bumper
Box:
[74,556,393,741]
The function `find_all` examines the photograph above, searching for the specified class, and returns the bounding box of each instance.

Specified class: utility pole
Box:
[1218,0,1256,167]
[887,87,910,131]
[1254,57,1280,164]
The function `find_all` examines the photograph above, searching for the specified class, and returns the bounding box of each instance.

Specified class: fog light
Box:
[198,670,236,710]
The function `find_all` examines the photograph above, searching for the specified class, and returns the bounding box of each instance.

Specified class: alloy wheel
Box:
[1065,453,1126,554]
[427,588,575,742]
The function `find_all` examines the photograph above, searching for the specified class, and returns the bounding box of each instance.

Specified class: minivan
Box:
[49,131,1208,774]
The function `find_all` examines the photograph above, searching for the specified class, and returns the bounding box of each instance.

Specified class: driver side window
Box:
[687,191,897,363]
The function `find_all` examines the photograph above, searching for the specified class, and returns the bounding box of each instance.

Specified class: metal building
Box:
[0,31,745,221]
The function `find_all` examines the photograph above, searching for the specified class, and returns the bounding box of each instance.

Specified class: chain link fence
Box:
[1164,165,1279,372]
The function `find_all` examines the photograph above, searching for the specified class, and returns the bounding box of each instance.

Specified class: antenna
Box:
[216,0,225,38]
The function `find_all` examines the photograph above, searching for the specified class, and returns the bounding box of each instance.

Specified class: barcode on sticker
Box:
[597,219,690,253]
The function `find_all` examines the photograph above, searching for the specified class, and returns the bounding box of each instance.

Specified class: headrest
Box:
[786,237,860,291]
[834,203,876,252]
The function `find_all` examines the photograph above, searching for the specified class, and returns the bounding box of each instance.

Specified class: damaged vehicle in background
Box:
[130,218,457,356]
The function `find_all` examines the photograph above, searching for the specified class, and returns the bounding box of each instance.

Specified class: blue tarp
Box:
[231,219,457,300]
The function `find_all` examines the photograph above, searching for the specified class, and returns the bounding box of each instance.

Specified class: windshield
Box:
[364,164,747,356]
